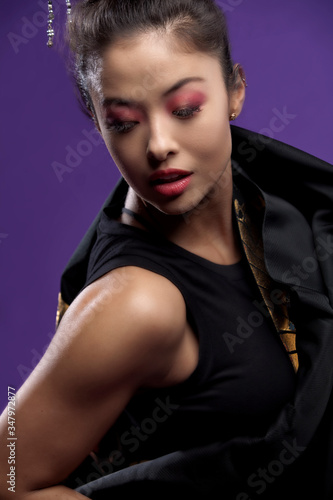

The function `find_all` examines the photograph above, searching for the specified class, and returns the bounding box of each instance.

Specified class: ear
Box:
[229,63,247,121]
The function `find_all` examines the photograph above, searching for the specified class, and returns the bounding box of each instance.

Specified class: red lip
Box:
[149,169,193,197]
[149,168,193,185]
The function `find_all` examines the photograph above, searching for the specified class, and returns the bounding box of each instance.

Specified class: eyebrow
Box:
[162,77,205,97]
[101,77,205,109]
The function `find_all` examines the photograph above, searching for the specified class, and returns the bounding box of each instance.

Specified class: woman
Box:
[0,0,332,498]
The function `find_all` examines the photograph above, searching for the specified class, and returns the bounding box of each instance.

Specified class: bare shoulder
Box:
[55,266,193,388]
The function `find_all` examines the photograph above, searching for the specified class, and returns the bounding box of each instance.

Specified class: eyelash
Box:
[107,105,202,135]
[172,105,202,119]
[106,121,137,134]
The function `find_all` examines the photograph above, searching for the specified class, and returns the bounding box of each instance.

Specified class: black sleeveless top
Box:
[81,201,296,471]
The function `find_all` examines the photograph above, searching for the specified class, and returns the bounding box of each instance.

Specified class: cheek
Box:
[102,134,143,178]
[184,109,231,162]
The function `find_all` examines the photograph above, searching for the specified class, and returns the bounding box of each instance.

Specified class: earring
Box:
[47,1,55,47]
[230,113,237,121]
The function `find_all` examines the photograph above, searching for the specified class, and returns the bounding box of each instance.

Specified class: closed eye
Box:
[172,105,202,119]
[106,121,139,134]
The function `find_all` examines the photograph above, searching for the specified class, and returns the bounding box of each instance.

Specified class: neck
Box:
[123,168,242,265]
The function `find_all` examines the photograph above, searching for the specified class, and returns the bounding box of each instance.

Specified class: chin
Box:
[149,194,208,219]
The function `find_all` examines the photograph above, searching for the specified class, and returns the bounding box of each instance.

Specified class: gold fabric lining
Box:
[56,292,69,329]
[234,199,299,372]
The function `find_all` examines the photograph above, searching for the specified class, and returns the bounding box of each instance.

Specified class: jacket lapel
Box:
[233,179,299,372]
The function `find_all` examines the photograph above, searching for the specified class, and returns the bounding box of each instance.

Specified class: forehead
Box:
[92,32,224,103]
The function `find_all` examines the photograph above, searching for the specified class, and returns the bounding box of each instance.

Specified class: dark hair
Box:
[67,0,236,117]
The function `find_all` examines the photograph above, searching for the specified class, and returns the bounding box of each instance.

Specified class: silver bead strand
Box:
[66,0,72,21]
[47,0,55,47]
[47,1,72,48]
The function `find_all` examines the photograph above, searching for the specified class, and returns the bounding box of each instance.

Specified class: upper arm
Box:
[0,267,189,495]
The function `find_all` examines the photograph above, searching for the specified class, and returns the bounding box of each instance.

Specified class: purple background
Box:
[1,0,332,412]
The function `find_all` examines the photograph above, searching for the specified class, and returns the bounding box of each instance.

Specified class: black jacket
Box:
[57,126,333,499]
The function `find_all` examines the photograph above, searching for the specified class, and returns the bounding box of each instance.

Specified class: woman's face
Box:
[91,32,245,215]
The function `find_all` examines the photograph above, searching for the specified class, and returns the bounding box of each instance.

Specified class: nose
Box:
[146,118,178,163]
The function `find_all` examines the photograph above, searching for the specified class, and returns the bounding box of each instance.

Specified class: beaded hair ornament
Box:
[47,0,72,47]
[46,0,248,93]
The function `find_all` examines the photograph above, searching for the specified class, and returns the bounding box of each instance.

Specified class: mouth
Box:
[150,174,190,186]
[149,169,193,185]
[149,169,193,197]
